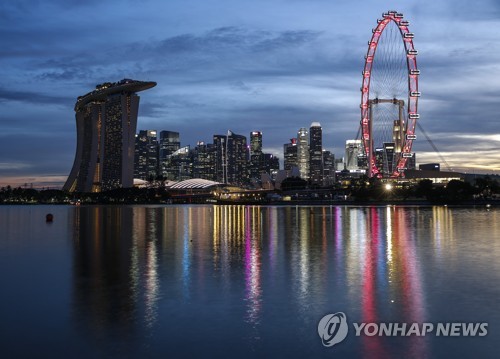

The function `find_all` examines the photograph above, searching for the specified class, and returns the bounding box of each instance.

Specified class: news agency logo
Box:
[318,312,489,348]
[317,312,349,347]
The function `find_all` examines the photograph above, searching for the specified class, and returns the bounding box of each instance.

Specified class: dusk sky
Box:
[1,0,500,187]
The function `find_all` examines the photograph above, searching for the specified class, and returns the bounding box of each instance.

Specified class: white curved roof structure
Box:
[170,178,221,189]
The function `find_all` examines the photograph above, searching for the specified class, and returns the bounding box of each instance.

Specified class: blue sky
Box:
[1,0,500,187]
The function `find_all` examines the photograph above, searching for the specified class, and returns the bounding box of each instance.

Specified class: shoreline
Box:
[1,199,499,207]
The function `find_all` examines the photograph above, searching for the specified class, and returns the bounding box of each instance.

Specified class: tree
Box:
[415,179,433,199]
[280,177,307,191]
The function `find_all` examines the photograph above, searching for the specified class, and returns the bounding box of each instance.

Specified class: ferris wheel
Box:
[360,10,419,178]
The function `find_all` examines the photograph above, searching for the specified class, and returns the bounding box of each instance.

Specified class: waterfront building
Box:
[213,131,248,186]
[249,131,263,180]
[334,157,345,171]
[159,131,180,178]
[284,138,298,171]
[134,130,158,181]
[250,131,263,156]
[192,141,216,181]
[374,142,396,177]
[345,139,363,171]
[167,146,193,181]
[297,128,309,180]
[322,150,335,186]
[309,122,323,185]
[64,79,156,192]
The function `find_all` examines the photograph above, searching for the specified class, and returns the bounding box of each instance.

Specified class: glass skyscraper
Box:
[309,122,323,185]
[213,131,248,185]
[297,128,309,180]
[284,138,298,171]
[134,130,159,181]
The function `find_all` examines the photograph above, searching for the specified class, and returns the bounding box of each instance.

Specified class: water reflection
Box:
[66,204,496,357]
[72,206,161,344]
[72,207,137,339]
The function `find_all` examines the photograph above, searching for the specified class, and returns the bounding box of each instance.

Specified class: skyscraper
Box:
[193,141,216,180]
[64,79,156,192]
[309,122,323,185]
[134,130,158,181]
[284,138,298,171]
[249,131,263,180]
[345,139,363,171]
[322,150,335,186]
[214,131,248,186]
[168,146,193,181]
[250,131,263,156]
[297,128,309,180]
[159,131,180,178]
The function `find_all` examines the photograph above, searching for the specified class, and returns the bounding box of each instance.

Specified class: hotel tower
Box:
[63,79,156,192]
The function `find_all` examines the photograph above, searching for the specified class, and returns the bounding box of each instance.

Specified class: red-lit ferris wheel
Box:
[361,10,419,178]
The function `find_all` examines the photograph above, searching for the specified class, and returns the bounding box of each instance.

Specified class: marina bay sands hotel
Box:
[63,79,156,192]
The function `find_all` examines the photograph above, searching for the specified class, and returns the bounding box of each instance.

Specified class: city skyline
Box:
[2,0,500,187]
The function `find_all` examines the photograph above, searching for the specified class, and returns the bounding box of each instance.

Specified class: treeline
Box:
[350,177,500,203]
[1,176,499,204]
[0,186,168,204]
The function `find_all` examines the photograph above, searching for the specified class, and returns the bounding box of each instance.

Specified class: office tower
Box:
[159,131,180,178]
[134,130,158,181]
[309,122,323,185]
[64,79,156,192]
[383,142,395,176]
[250,131,263,156]
[334,158,344,171]
[297,128,309,180]
[392,119,403,153]
[374,142,396,176]
[168,146,193,181]
[284,138,298,171]
[213,131,248,186]
[263,154,280,177]
[193,141,216,180]
[407,153,416,170]
[345,140,363,171]
[322,150,335,186]
[249,131,263,180]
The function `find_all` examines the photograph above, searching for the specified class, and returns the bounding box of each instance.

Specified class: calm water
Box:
[0,205,499,358]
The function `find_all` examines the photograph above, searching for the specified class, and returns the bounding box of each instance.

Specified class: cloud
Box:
[2,0,500,186]
[0,162,32,170]
[0,87,71,106]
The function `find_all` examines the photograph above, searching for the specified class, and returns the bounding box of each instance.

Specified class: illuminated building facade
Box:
[284,138,298,171]
[250,131,263,156]
[322,150,335,186]
[345,139,363,171]
[374,142,396,176]
[64,79,156,192]
[309,122,323,185]
[167,146,193,181]
[249,131,263,180]
[159,131,180,178]
[214,131,249,185]
[192,142,216,180]
[134,130,158,181]
[297,128,309,180]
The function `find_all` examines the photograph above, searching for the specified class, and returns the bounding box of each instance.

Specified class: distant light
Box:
[385,183,393,191]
